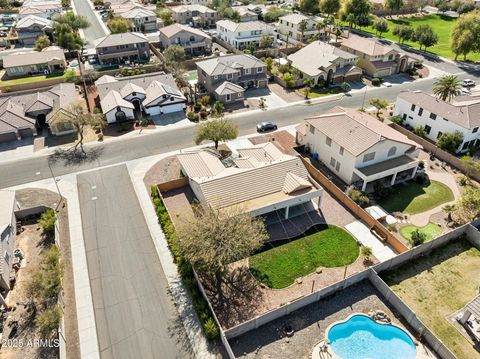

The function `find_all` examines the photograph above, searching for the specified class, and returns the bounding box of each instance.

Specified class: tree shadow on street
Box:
[48,146,104,167]
[200,266,264,329]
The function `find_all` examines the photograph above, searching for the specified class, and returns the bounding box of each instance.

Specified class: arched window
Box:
[388,146,397,157]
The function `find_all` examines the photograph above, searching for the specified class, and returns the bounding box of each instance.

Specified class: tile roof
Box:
[3,46,65,68]
[159,23,211,40]
[341,34,396,56]
[177,151,225,178]
[217,19,272,33]
[100,90,134,114]
[120,6,156,18]
[279,13,310,24]
[397,90,480,129]
[303,106,418,156]
[196,54,266,76]
[171,4,216,13]
[15,14,52,29]
[94,32,148,48]
[288,41,357,77]
[214,81,244,96]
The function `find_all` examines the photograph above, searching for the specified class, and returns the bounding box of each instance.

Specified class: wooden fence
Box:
[299,156,409,254]
[390,122,480,182]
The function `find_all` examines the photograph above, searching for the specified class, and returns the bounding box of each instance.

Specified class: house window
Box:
[402,114,407,121]
[245,68,250,75]
[473,127,479,133]
[429,113,437,120]
[237,93,242,98]
[437,131,443,139]
[387,146,396,157]
[326,136,332,146]
[339,146,344,155]
[335,161,341,172]
[363,152,375,162]
[388,54,393,60]
[226,94,231,101]
[214,75,218,79]
[190,36,195,42]
[4,252,9,265]
[257,67,263,73]
[309,125,315,134]
[410,104,416,111]
[227,73,233,80]
[424,125,431,134]
[330,157,336,167]
[418,108,423,116]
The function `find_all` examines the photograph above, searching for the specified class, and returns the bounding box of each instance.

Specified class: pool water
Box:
[327,314,416,359]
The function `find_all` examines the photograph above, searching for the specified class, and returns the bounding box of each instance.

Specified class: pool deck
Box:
[228,280,437,359]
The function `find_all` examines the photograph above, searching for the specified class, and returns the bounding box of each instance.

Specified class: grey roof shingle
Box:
[196,54,266,76]
[94,32,148,48]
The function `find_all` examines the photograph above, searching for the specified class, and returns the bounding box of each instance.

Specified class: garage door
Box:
[146,106,161,116]
[0,131,18,143]
[162,103,185,114]
[377,68,391,77]
[18,128,34,138]
[257,80,267,88]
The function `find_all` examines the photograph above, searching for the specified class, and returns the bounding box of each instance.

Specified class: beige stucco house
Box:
[159,24,212,56]
[94,32,150,66]
[2,46,66,78]
[171,5,218,27]
[277,13,325,42]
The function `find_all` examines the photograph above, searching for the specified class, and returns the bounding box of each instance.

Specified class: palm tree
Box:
[442,204,455,222]
[299,19,308,42]
[432,75,461,102]
[315,21,324,40]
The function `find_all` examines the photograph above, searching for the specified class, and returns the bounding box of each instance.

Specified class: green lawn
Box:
[249,225,359,289]
[378,180,454,214]
[0,72,68,86]
[400,223,442,243]
[185,70,198,81]
[341,14,480,62]
[308,86,344,98]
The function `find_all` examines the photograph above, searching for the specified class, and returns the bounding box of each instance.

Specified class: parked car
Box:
[463,79,475,87]
[88,55,97,65]
[256,122,277,132]
[383,82,392,87]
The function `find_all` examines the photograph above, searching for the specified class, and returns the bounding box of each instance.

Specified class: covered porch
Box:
[353,155,419,192]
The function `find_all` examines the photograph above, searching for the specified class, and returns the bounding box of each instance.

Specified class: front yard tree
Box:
[319,0,340,15]
[414,25,438,51]
[437,131,463,153]
[194,117,238,149]
[369,97,389,116]
[260,35,273,48]
[158,8,174,26]
[54,12,90,31]
[299,0,319,13]
[54,23,84,51]
[385,0,403,13]
[35,35,51,51]
[108,17,131,33]
[373,18,388,37]
[57,102,105,154]
[433,75,461,102]
[299,19,308,41]
[164,45,186,65]
[176,206,268,277]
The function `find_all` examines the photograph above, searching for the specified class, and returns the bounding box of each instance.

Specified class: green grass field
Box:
[400,223,442,243]
[249,225,359,288]
[342,14,480,62]
[378,180,454,214]
[0,71,68,86]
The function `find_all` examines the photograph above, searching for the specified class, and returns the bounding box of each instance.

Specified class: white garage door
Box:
[162,103,185,114]
[146,106,161,116]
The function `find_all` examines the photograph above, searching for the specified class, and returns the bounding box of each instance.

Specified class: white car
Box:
[463,79,475,87]
[383,82,393,87]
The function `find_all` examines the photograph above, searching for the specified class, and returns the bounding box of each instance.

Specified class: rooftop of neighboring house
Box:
[216,19,272,33]
[171,4,216,13]
[278,12,323,24]
[287,41,358,77]
[95,72,185,112]
[15,14,52,30]
[177,142,321,211]
[19,2,62,14]
[3,46,65,68]
[297,106,419,156]
[341,34,397,57]
[196,54,266,76]
[0,189,15,227]
[159,23,211,40]
[231,6,259,17]
[120,6,156,19]
[110,2,156,15]
[94,32,148,48]
[214,81,244,95]
[0,83,76,133]
[397,90,480,129]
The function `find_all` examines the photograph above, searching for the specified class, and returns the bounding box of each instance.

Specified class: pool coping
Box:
[324,313,417,358]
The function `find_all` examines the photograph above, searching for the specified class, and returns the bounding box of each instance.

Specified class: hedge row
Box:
[150,185,219,339]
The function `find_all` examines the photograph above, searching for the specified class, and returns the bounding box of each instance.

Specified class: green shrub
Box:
[187,112,200,122]
[346,186,369,207]
[37,304,62,338]
[390,115,404,125]
[39,209,56,234]
[371,77,381,86]
[410,229,426,246]
[150,189,219,339]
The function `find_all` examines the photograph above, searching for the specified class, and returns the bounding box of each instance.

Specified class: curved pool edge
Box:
[324,313,417,358]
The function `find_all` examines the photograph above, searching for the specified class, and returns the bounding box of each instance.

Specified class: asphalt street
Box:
[0,70,479,189]
[72,0,108,48]
[77,165,191,359]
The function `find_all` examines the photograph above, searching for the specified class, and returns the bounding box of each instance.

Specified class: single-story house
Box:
[2,46,66,78]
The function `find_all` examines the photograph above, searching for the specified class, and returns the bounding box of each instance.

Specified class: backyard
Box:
[343,14,480,62]
[0,71,72,86]
[381,237,480,359]
[400,223,442,242]
[378,180,454,214]
[249,224,359,288]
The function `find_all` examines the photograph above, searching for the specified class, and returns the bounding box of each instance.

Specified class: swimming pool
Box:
[326,314,416,359]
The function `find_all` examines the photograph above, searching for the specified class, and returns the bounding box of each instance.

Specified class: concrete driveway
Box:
[245,87,287,109]
[77,165,191,359]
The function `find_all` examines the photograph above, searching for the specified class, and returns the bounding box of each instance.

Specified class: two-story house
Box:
[0,190,17,292]
[181,0,209,5]
[14,15,53,46]
[287,41,362,86]
[196,54,267,103]
[94,32,150,66]
[231,6,259,22]
[395,90,480,153]
[159,24,212,57]
[216,20,275,50]
[277,13,324,42]
[171,5,218,27]
[18,0,62,20]
[340,34,418,77]
[120,7,157,32]
[296,106,421,192]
